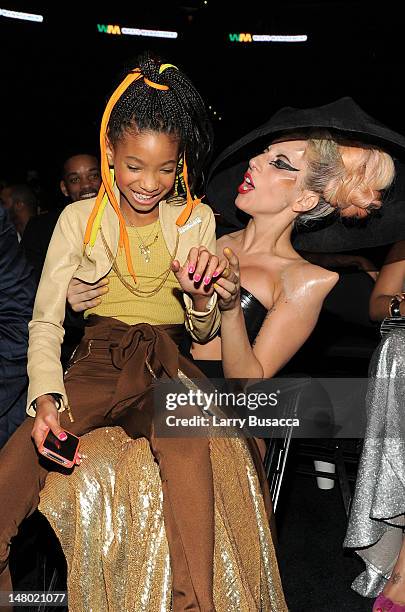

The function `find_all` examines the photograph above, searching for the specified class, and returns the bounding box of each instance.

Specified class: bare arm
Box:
[300,251,379,281]
[369,242,405,321]
[216,252,338,379]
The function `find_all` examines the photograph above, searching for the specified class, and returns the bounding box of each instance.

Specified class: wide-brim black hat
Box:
[206,97,405,252]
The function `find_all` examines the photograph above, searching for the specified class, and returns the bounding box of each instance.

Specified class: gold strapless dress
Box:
[39,427,287,611]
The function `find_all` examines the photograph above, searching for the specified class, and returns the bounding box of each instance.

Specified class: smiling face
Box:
[236,139,317,217]
[107,129,180,223]
[60,154,101,202]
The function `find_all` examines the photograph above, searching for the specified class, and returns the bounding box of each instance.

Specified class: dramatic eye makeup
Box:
[263,147,300,172]
[269,158,300,172]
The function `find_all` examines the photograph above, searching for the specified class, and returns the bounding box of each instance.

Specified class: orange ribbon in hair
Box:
[175,154,203,226]
[84,69,144,282]
[143,77,168,90]
[83,65,201,281]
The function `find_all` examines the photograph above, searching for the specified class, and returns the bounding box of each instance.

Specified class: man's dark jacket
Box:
[0,206,36,447]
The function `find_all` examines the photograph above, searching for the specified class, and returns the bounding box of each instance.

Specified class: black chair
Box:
[271,269,377,515]
[262,377,316,512]
[9,511,67,612]
[263,384,301,512]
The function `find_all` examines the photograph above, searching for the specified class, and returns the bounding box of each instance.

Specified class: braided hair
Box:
[108,52,214,193]
[84,52,214,282]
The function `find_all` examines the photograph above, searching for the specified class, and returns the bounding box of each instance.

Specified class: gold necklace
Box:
[100,227,179,297]
[125,217,159,263]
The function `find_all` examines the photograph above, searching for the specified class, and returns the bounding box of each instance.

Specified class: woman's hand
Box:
[67,278,109,313]
[214,248,241,312]
[172,246,227,309]
[31,395,81,465]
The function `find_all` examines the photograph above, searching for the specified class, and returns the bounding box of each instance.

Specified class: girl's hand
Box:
[214,247,241,312]
[172,246,227,304]
[67,278,109,313]
[31,395,81,465]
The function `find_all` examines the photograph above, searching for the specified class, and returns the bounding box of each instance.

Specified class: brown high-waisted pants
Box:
[0,316,272,612]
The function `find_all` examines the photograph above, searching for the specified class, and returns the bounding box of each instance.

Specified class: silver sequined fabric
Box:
[344,330,405,597]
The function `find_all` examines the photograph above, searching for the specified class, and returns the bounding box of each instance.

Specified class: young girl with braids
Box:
[0,53,289,612]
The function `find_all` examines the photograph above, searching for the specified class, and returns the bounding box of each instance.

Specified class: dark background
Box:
[2,5,399,608]
[1,0,403,208]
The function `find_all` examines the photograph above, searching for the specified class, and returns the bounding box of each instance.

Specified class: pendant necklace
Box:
[125,216,159,263]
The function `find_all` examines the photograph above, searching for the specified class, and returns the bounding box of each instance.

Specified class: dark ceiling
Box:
[1,0,402,202]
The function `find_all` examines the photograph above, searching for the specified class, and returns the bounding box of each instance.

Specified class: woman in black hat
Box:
[206,96,405,252]
[192,126,396,383]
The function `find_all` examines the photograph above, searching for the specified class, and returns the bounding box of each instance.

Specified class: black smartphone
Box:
[38,429,80,468]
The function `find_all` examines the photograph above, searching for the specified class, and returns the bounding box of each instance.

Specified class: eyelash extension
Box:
[269,159,299,172]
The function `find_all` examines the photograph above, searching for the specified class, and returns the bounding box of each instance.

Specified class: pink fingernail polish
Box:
[58,432,67,441]
[203,276,211,285]
[213,270,220,278]
[193,274,201,282]
[188,265,195,274]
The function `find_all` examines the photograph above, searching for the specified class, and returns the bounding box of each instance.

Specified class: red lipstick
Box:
[237,171,255,194]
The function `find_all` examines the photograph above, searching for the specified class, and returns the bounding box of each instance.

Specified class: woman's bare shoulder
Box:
[216,230,243,249]
[281,259,339,299]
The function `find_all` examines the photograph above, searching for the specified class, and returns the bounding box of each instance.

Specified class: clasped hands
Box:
[67,246,241,313]
[171,246,240,311]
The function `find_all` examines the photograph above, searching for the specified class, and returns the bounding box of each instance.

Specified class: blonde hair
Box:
[324,145,395,218]
[296,131,395,224]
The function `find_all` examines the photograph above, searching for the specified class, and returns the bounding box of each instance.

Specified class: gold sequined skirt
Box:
[39,427,287,611]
